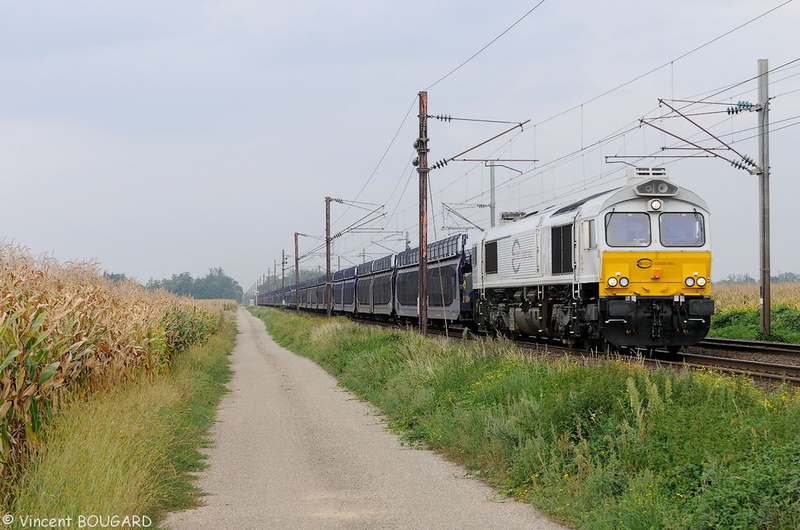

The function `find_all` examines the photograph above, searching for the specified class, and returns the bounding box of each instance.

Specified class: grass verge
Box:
[4,314,236,529]
[709,304,800,342]
[251,307,800,529]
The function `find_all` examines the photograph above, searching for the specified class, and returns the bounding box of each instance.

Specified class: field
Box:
[711,282,800,342]
[712,282,800,312]
[0,244,227,503]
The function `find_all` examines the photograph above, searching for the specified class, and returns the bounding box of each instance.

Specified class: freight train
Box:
[259,167,714,353]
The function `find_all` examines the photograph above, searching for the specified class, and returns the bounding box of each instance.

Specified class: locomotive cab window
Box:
[659,212,705,247]
[605,212,651,247]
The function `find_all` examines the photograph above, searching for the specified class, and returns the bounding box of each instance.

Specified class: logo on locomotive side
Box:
[511,239,534,273]
[512,239,522,273]
[636,258,654,269]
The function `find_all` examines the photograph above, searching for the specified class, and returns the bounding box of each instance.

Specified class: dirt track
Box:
[165,308,567,529]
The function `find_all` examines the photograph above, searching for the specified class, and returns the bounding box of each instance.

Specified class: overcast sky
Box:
[2,1,799,291]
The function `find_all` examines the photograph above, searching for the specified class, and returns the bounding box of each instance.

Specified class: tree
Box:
[103,271,129,283]
[161,272,195,297]
[773,272,800,283]
[146,268,243,302]
[717,273,757,285]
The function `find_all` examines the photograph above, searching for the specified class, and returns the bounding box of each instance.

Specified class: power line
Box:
[468,66,800,212]
[310,4,798,269]
[532,0,794,129]
[419,6,797,229]
[425,0,548,90]
[333,95,418,226]
[676,56,800,111]
[338,2,549,235]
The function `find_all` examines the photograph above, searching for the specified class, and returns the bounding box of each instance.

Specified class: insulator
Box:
[731,159,748,171]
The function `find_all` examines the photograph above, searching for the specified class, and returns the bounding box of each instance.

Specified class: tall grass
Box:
[252,308,800,529]
[9,316,236,526]
[0,244,223,500]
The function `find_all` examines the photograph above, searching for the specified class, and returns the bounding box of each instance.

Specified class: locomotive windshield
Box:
[605,212,651,247]
[659,212,705,247]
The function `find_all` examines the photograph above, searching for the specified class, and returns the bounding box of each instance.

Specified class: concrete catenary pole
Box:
[294,232,300,314]
[489,162,496,227]
[758,59,771,336]
[281,249,286,307]
[417,91,429,336]
[325,196,332,317]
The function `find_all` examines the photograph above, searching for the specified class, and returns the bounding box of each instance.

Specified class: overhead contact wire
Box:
[425,0,548,90]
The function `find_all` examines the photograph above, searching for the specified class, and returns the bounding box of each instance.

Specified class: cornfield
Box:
[712,282,800,313]
[0,244,224,488]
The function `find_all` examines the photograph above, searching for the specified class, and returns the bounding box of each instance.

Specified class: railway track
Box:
[677,353,800,385]
[697,337,800,358]
[425,327,800,386]
[262,308,800,386]
[680,337,800,386]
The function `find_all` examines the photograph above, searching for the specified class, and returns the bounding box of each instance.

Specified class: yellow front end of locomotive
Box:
[600,251,712,297]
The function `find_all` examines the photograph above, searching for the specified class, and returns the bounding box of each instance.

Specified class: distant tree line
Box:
[102,268,243,301]
[717,272,800,285]
[146,267,243,302]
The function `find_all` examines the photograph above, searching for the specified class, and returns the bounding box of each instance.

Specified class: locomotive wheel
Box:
[664,345,682,360]
[587,339,604,354]
[601,340,618,356]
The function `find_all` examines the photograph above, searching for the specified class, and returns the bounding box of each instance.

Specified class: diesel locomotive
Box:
[471,167,713,352]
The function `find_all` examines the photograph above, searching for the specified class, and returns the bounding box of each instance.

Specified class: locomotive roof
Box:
[523,178,708,220]
[600,178,708,211]
[480,177,708,241]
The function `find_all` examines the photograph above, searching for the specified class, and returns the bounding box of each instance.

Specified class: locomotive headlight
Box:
[650,199,663,211]
[619,277,630,287]
[685,277,695,287]
[607,277,619,287]
[696,276,707,287]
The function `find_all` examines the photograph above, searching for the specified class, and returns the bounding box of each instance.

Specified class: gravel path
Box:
[165,308,568,530]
